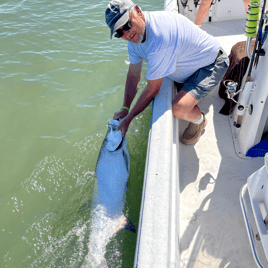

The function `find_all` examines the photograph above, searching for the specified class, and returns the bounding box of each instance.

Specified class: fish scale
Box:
[84,119,135,267]
[95,138,129,217]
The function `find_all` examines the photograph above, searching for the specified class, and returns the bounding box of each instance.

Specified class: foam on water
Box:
[82,205,127,268]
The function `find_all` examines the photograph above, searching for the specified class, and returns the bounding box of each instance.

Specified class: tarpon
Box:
[83,119,135,267]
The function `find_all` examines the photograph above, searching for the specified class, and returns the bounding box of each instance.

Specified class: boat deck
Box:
[134,16,268,268]
[179,19,265,267]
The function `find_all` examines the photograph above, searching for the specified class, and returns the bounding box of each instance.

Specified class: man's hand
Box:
[113,108,129,120]
[116,115,132,137]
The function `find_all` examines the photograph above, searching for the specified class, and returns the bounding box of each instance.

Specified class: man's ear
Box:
[134,5,142,15]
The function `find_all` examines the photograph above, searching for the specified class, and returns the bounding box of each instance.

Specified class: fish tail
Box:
[114,215,136,233]
[124,219,136,233]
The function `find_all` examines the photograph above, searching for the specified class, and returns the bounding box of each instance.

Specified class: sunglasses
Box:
[114,21,132,38]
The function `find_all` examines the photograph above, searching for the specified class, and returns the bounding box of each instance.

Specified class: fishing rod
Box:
[208,0,217,22]
[181,0,188,8]
[194,0,199,17]
[245,0,266,77]
[177,0,180,13]
[254,23,268,67]
[235,0,266,128]
[180,0,189,16]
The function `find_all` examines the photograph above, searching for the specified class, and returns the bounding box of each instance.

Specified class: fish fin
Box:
[124,219,136,233]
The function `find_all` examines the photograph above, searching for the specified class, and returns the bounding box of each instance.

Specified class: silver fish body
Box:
[84,120,135,268]
[94,119,130,217]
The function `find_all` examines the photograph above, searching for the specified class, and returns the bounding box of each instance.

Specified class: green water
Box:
[0,0,164,267]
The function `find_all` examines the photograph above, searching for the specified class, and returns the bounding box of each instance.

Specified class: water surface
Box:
[0,0,164,267]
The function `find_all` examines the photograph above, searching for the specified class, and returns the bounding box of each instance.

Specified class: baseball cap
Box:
[105,0,135,38]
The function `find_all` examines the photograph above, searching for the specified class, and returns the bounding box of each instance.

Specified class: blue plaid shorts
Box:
[182,47,229,101]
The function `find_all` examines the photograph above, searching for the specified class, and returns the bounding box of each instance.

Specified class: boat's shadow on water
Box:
[178,87,264,268]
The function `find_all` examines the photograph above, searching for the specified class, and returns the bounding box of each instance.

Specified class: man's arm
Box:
[117,77,164,136]
[113,60,143,120]
[123,60,143,108]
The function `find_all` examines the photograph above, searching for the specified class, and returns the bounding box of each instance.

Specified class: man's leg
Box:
[195,0,248,26]
[242,0,249,13]
[194,0,213,26]
[172,90,207,145]
[172,90,200,122]
[173,48,229,144]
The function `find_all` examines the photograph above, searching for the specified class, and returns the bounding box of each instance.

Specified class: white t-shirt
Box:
[128,11,220,83]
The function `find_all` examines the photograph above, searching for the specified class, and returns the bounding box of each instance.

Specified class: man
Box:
[105,0,229,144]
[194,0,249,26]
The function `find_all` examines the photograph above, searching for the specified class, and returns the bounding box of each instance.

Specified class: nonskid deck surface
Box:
[179,19,265,267]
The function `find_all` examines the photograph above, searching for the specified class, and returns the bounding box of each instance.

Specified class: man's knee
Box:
[172,102,187,120]
[172,91,198,120]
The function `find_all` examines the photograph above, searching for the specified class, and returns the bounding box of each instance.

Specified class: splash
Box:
[83,205,126,268]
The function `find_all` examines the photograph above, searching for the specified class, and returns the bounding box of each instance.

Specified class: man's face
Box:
[115,7,145,44]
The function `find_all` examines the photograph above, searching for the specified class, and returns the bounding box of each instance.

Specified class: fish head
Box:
[104,119,123,152]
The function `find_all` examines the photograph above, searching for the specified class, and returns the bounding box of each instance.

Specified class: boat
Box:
[134,0,268,267]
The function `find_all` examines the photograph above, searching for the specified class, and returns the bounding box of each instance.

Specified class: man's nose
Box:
[123,30,131,40]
